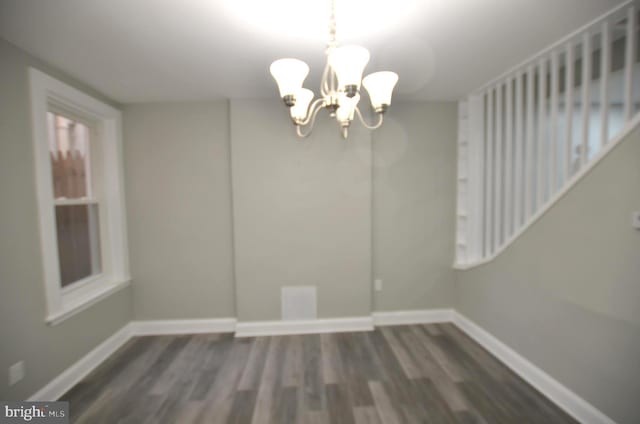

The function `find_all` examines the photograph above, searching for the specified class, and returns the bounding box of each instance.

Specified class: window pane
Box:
[55,204,101,287]
[48,112,92,199]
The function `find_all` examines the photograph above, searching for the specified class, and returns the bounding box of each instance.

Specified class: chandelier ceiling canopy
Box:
[269,0,399,139]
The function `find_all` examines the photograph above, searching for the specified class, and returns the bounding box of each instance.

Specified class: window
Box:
[30,69,130,325]
[49,112,102,287]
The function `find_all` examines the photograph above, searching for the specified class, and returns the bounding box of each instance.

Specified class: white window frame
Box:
[29,68,130,326]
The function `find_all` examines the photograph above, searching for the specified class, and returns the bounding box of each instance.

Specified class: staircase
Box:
[455,0,640,268]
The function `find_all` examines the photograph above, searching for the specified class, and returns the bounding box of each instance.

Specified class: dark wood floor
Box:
[61,323,577,424]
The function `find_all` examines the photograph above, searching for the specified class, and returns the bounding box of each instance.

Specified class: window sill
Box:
[46,278,131,326]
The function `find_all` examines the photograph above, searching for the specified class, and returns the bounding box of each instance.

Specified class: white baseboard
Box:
[453,312,616,424]
[29,322,133,401]
[372,308,454,326]
[28,308,617,424]
[235,316,374,338]
[130,318,237,336]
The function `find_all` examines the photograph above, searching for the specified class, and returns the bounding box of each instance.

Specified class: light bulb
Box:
[363,71,398,112]
[328,45,370,96]
[290,89,314,122]
[270,58,310,102]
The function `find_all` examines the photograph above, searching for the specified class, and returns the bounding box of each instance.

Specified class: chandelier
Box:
[269,0,399,139]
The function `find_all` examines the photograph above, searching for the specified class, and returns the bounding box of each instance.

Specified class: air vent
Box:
[281,286,317,320]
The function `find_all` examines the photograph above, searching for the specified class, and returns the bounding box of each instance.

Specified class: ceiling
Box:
[0,0,626,104]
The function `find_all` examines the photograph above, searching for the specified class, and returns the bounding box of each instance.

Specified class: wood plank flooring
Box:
[60,323,578,424]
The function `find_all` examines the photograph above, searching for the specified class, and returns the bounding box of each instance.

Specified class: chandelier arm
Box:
[295,125,310,138]
[297,98,325,126]
[330,68,336,92]
[295,101,324,138]
[355,107,384,130]
[328,0,337,48]
[320,61,330,96]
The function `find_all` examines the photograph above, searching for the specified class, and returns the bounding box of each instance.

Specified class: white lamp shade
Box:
[328,45,370,90]
[363,71,399,109]
[290,88,314,121]
[336,93,360,123]
[270,58,310,98]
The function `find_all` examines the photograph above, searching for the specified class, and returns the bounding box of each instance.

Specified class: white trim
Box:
[549,50,559,193]
[454,113,640,270]
[623,4,636,121]
[537,57,547,208]
[524,64,535,222]
[47,279,130,326]
[494,83,503,249]
[452,312,617,424]
[581,31,592,168]
[467,94,485,263]
[235,317,374,338]
[455,100,470,263]
[372,309,454,326]
[130,318,237,336]
[599,21,610,148]
[485,89,494,255]
[29,323,133,401]
[564,42,574,182]
[53,198,99,206]
[504,76,513,238]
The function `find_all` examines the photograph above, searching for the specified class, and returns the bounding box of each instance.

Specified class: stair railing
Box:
[455,0,640,267]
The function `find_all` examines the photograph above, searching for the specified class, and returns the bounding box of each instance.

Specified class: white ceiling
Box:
[0,0,625,103]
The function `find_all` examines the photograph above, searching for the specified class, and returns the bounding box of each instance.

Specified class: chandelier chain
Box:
[328,0,337,49]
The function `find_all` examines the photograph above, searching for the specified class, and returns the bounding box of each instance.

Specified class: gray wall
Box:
[122,99,458,323]
[230,99,373,321]
[0,38,132,400]
[372,102,457,311]
[455,125,640,424]
[123,102,235,319]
